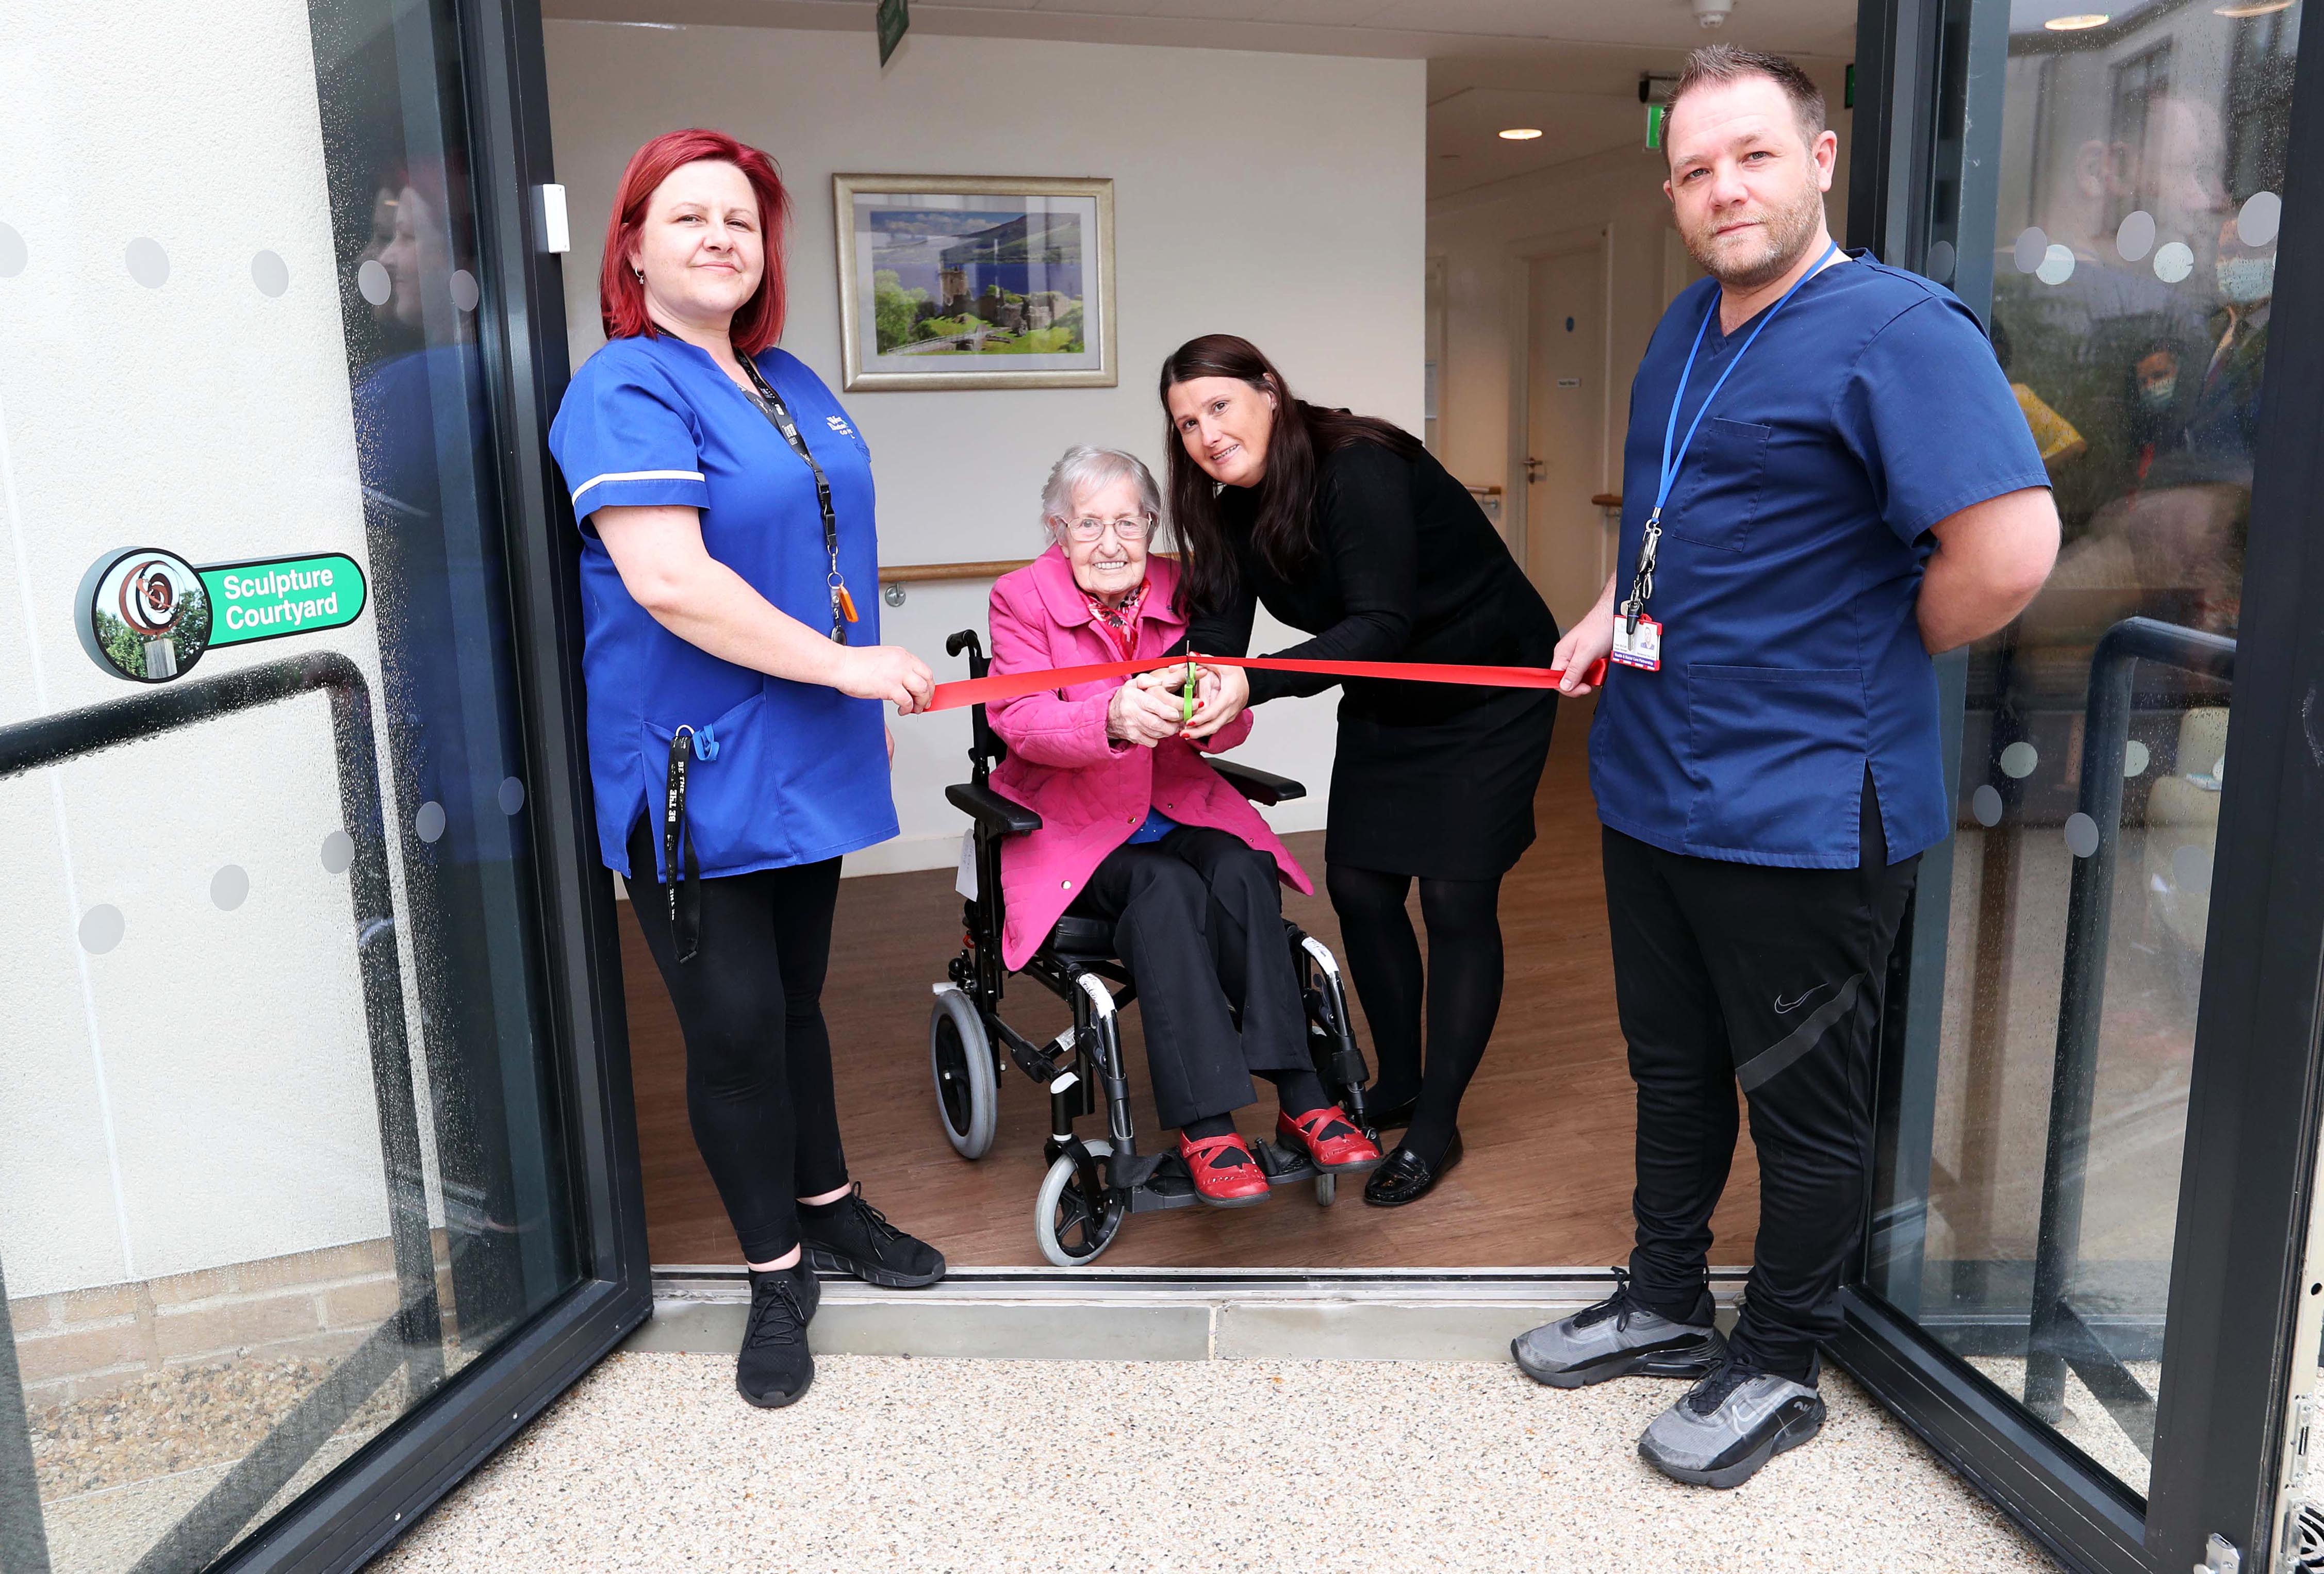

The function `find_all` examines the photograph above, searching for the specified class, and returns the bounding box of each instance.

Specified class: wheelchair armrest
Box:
[948,781,1042,836]
[1209,758,1307,805]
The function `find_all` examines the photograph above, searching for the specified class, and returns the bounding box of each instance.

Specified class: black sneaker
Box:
[800,1183,946,1288]
[737,1261,819,1409]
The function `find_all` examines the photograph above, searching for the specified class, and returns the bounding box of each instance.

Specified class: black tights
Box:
[1325,864,1506,1163]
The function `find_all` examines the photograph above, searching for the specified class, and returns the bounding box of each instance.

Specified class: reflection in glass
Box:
[1869,0,2299,1504]
[0,0,578,1566]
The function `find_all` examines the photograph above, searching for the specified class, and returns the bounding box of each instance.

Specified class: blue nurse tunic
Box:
[549,334,897,880]
[1592,255,2050,869]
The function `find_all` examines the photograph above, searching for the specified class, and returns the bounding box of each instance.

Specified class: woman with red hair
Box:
[549,129,944,1410]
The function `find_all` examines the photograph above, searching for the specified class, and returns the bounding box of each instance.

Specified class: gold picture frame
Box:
[833,173,1116,392]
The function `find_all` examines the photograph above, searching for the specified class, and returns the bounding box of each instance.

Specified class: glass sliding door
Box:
[0,0,643,1569]
[1839,0,2324,1569]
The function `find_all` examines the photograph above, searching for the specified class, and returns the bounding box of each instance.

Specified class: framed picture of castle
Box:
[833,174,1115,391]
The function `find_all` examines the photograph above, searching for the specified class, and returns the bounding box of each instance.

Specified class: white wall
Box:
[1,4,443,1295]
[543,22,1428,871]
[1429,60,1853,577]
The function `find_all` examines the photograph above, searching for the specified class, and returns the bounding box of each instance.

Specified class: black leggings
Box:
[1325,864,1507,1162]
[625,821,849,1263]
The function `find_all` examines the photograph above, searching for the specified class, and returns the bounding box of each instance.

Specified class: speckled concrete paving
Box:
[369,1352,2059,1572]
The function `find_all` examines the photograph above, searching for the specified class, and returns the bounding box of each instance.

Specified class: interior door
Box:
[0,0,646,1569]
[1525,243,1610,629]
[1836,1,2324,1571]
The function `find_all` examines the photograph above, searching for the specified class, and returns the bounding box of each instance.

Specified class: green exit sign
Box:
[877,0,908,65]
[1646,102,1668,150]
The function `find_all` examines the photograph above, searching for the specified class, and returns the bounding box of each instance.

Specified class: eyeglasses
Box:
[1061,514,1151,543]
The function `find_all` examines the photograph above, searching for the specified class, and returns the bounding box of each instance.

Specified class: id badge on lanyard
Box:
[1615,239,1838,674]
[740,357,860,644]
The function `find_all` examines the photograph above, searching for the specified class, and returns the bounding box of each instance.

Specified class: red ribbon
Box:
[927,653,1609,713]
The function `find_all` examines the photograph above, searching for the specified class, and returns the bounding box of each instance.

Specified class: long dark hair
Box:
[1159,335,1424,615]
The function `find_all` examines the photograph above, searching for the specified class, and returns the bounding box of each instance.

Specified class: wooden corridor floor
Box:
[625,698,1761,1268]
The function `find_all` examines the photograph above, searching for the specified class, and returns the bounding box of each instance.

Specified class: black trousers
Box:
[1605,784,1918,1380]
[1072,826,1309,1131]
[625,820,849,1262]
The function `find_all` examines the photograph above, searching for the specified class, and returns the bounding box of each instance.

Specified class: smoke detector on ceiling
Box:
[1694,0,1734,27]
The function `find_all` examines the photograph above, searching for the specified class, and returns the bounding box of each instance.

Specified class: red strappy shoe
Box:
[1276,1106,1383,1172]
[1178,1132,1272,1207]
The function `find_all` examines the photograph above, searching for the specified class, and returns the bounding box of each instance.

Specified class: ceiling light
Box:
[1499,127,1544,141]
[2214,0,2292,13]
[2044,12,2110,27]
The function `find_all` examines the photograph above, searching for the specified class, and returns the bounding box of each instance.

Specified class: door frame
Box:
[1833,1,2324,1570]
[214,0,654,1565]
[1504,225,1614,614]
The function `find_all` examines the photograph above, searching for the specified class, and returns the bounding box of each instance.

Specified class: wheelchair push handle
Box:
[945,628,990,678]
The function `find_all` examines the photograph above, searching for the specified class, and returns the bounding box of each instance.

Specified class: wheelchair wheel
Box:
[1314,1173,1337,1207]
[930,989,998,1159]
[1035,1138,1128,1267]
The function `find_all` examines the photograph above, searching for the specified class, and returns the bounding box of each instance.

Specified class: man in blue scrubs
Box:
[1513,46,2060,1487]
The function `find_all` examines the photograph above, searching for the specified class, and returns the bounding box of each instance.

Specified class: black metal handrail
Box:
[0,653,444,1574]
[2023,617,2237,1450]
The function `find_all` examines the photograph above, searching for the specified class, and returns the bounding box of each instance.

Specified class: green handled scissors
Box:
[1181,658,1197,726]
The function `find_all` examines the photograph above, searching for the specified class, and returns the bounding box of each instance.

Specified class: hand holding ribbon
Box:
[930,652,1611,716]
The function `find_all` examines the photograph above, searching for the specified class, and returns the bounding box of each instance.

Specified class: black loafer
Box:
[1361,1091,1420,1133]
[1363,1130,1462,1207]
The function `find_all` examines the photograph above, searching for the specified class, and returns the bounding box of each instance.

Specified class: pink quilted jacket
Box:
[985,546,1311,968]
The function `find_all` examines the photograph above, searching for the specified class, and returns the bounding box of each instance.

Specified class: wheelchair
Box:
[928,629,1378,1266]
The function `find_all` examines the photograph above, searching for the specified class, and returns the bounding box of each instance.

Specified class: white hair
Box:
[1041,446,1162,542]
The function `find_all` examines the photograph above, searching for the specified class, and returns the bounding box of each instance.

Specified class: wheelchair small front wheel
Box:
[1035,1138,1128,1267]
[1314,1173,1337,1207]
[930,989,998,1159]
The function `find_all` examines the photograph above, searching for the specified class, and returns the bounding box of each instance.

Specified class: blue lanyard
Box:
[1624,240,1840,632]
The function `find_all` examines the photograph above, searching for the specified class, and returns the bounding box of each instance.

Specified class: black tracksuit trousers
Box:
[1605,778,1918,1380]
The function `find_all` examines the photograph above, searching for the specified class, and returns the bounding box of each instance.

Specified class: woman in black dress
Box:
[1156,334,1560,1206]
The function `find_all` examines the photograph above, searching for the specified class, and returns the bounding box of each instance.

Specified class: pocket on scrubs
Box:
[1683,665,1867,862]
[1664,418,1771,553]
[640,686,772,878]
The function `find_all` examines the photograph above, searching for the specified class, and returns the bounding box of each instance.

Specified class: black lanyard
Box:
[664,726,704,963]
[738,357,854,644]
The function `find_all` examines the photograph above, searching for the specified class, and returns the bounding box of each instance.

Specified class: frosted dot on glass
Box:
[2116,210,2156,262]
[451,269,480,312]
[415,800,447,843]
[2172,842,2214,895]
[1925,240,1957,284]
[2123,739,2151,778]
[498,776,526,816]
[2238,191,2282,248]
[0,222,25,278]
[2154,242,2194,284]
[251,250,289,297]
[357,259,391,306]
[1971,784,2003,827]
[320,829,355,874]
[79,904,125,954]
[2013,227,2049,275]
[2064,813,2100,858]
[125,237,170,289]
[1999,741,2039,779]
[2036,244,2076,286]
[210,865,250,910]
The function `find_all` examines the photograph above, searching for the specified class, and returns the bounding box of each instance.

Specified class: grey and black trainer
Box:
[1511,1268,1727,1389]
[800,1183,946,1288]
[736,1260,820,1409]
[1638,1354,1826,1489]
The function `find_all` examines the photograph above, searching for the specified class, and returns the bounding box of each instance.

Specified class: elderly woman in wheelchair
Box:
[930,445,1381,1262]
